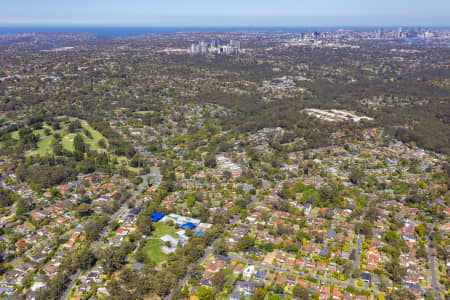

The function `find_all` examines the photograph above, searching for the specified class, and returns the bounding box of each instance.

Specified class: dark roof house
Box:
[320,247,331,257]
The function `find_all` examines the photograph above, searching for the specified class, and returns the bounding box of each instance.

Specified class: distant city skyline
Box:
[1,0,449,27]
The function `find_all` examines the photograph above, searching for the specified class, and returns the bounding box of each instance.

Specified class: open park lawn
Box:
[142,222,177,264]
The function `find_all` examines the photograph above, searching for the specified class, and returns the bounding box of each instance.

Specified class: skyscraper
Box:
[215,37,222,48]
[230,40,240,52]
[199,41,208,53]
[189,43,199,54]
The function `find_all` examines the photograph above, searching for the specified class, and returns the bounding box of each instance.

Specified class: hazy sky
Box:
[2,0,449,27]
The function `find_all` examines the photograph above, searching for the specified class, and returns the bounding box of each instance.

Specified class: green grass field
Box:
[13,118,109,156]
[80,120,109,151]
[60,120,108,153]
[363,65,390,76]
[6,118,142,172]
[135,110,154,115]
[11,131,19,140]
[34,132,55,156]
[310,207,320,216]
[362,67,374,73]
[142,223,177,264]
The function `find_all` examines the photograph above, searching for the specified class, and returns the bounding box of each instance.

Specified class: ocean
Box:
[0,26,403,37]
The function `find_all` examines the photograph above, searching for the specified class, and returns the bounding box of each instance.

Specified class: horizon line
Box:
[1,24,449,28]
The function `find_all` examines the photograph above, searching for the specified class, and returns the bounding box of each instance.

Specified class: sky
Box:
[1,0,449,27]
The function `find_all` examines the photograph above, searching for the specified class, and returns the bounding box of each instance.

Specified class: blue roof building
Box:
[151,212,165,222]
[180,222,196,230]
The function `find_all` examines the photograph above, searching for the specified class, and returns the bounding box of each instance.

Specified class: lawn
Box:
[142,223,177,264]
[61,132,76,152]
[135,110,154,115]
[10,118,141,172]
[79,120,109,151]
[11,130,19,140]
[27,124,64,156]
[362,67,374,73]
[34,133,55,156]
[15,118,109,156]
[310,207,320,216]
[60,120,108,153]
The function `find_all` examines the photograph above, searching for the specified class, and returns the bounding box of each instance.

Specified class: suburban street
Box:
[0,15,447,300]
[165,231,222,300]
[61,173,150,300]
[166,196,379,298]
[165,210,242,300]
[228,254,353,290]
[94,173,151,249]
[350,206,367,286]
[166,195,258,299]
[425,224,441,299]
